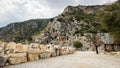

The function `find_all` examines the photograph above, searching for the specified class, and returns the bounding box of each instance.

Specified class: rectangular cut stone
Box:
[27,53,39,61]
[8,56,27,65]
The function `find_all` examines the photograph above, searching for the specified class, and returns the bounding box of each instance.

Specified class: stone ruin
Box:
[0,42,76,67]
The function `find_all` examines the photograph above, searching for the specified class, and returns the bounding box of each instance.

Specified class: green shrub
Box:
[73,41,83,48]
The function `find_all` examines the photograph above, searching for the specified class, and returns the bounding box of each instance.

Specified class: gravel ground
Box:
[4,51,120,68]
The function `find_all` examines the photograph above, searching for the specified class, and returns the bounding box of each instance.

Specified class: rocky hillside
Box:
[0,5,104,46]
[0,19,49,42]
[33,5,104,46]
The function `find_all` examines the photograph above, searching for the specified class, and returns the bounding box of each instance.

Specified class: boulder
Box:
[65,50,70,55]
[46,52,51,58]
[5,49,15,55]
[0,56,9,66]
[8,56,27,65]
[5,42,16,54]
[45,49,55,54]
[22,45,28,52]
[46,49,56,57]
[28,48,40,54]
[27,47,40,61]
[45,45,57,57]
[27,53,39,61]
[8,53,27,65]
[15,43,24,53]
[60,47,66,55]
[0,42,7,48]
[5,63,9,66]
[0,47,4,56]
[39,45,46,54]
[30,43,39,49]
[69,47,76,54]
[0,47,3,52]
[54,45,61,49]
[56,49,60,56]
[60,47,70,55]
[54,45,61,56]
[39,53,46,59]
[10,53,27,58]
[6,42,16,50]
[51,52,56,57]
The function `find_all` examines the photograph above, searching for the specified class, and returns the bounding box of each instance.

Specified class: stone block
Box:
[8,56,27,65]
[15,43,24,53]
[27,53,39,61]
[28,48,40,54]
[0,56,8,66]
[39,53,46,59]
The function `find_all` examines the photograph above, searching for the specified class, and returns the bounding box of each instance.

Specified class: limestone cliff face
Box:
[0,5,114,50]
[1,5,112,50]
[33,5,104,47]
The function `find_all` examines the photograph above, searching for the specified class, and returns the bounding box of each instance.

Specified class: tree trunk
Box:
[95,44,99,54]
[104,44,107,51]
[112,44,115,51]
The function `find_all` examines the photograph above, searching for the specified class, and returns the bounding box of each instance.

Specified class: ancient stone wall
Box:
[0,42,75,67]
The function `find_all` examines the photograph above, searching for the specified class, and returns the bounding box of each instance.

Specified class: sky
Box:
[0,0,117,27]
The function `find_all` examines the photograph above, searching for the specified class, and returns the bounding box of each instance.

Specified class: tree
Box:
[87,34,103,54]
[97,0,120,43]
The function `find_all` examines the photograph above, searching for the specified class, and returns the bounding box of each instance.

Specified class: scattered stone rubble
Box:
[0,42,75,67]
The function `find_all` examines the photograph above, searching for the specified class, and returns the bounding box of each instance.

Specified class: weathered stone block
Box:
[6,42,16,50]
[28,48,40,54]
[39,45,46,54]
[15,44,24,53]
[23,45,28,52]
[30,43,39,49]
[10,53,27,58]
[56,49,60,56]
[27,53,39,61]
[7,53,27,65]
[8,56,27,65]
[5,49,15,55]
[0,56,8,66]
[39,53,46,59]
[46,52,51,58]
[46,49,56,57]
[5,42,16,54]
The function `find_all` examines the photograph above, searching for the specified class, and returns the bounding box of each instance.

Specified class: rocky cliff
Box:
[0,5,106,49]
[33,5,103,46]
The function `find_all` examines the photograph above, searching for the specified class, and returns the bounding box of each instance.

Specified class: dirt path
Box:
[4,51,120,68]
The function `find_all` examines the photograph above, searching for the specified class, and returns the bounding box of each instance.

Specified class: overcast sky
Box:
[0,0,117,27]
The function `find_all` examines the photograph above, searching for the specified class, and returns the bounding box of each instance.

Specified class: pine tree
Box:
[97,0,120,43]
